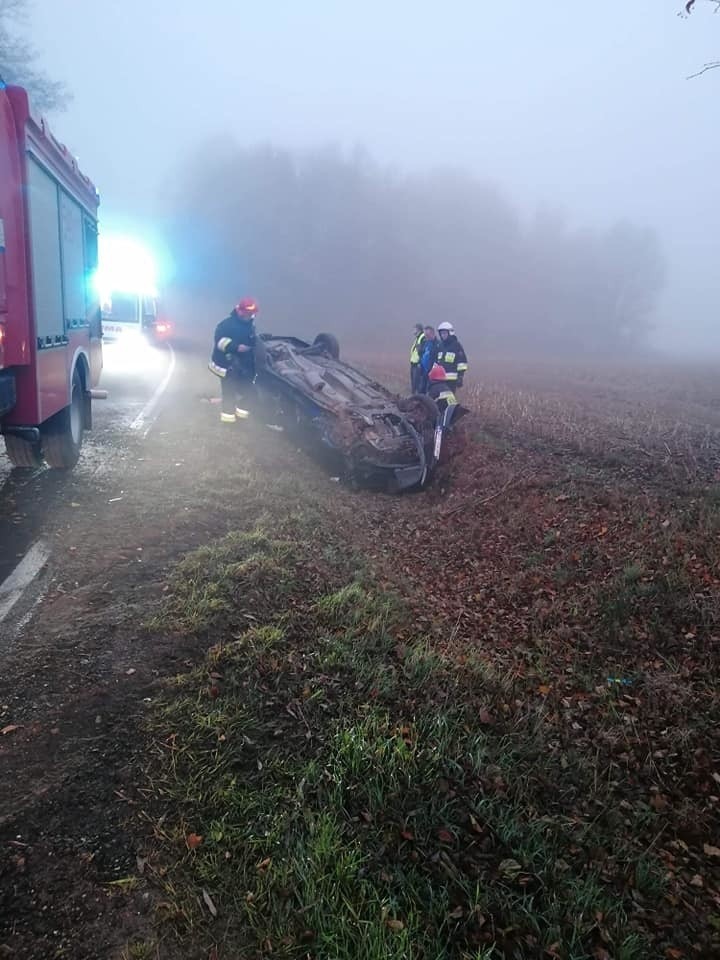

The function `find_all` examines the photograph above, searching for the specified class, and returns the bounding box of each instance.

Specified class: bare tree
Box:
[683,0,720,77]
[0,0,69,111]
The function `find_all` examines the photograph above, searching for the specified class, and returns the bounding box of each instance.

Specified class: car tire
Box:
[313,333,340,360]
[399,392,439,426]
[3,433,44,469]
[42,369,85,469]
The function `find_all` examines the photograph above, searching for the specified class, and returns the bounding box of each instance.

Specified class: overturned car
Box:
[253,332,466,492]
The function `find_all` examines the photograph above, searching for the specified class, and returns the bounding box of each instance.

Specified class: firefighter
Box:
[434,321,468,395]
[208,298,258,423]
[409,323,426,394]
[427,362,459,409]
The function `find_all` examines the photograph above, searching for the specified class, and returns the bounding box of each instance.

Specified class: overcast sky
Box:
[29,0,720,354]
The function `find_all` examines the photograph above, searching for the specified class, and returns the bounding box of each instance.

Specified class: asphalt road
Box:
[0,342,176,626]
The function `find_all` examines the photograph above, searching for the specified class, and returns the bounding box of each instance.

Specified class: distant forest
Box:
[167,144,665,356]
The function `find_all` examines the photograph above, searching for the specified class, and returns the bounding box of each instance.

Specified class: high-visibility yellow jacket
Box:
[410,331,425,365]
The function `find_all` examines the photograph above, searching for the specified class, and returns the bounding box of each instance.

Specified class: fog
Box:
[25,0,720,357]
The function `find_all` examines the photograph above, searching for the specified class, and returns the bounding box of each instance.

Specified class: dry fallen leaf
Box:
[1,724,19,736]
[186,833,203,850]
[202,888,218,917]
[437,829,454,843]
[690,874,704,888]
[400,829,414,841]
[386,919,404,933]
[703,843,720,858]
[469,814,484,835]
[499,858,523,880]
[538,685,551,696]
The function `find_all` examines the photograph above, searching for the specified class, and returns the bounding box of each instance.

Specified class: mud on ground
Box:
[1,348,719,959]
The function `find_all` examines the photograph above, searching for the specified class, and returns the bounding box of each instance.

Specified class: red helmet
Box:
[428,363,447,382]
[235,298,258,317]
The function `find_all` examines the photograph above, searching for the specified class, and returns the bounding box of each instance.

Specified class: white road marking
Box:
[10,582,48,638]
[129,344,176,438]
[0,540,51,624]
[0,347,175,632]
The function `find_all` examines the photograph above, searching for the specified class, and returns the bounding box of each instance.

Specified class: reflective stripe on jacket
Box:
[211,313,256,378]
[435,335,468,385]
[410,332,425,365]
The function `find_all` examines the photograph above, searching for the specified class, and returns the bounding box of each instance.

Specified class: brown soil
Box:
[1,347,719,959]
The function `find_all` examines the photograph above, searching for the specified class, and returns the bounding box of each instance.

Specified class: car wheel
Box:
[399,392,439,426]
[313,333,340,360]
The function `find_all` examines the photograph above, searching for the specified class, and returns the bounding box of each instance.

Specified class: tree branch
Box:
[0,0,70,110]
[687,59,720,78]
[682,0,720,16]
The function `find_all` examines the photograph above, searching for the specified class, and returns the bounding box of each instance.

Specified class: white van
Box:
[101,291,170,344]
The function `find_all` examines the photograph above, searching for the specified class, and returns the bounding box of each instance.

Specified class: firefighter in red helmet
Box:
[208,298,259,423]
[427,358,462,410]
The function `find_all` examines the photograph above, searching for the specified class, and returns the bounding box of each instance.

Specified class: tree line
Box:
[166,143,665,357]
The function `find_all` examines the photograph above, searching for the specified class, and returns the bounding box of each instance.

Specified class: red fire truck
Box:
[0,82,103,469]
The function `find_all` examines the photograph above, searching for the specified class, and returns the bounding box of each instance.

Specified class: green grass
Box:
[148,528,294,633]
[138,521,669,959]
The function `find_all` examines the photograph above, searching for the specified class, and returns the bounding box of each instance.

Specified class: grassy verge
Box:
[131,513,704,960]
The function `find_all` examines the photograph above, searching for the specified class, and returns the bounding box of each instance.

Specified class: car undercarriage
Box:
[254,333,464,492]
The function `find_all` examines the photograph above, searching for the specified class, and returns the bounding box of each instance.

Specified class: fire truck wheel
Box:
[3,433,44,469]
[42,370,85,469]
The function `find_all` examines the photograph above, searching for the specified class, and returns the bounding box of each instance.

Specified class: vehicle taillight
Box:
[156,322,170,334]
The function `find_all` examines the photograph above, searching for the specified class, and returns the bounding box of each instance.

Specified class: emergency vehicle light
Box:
[96,234,158,299]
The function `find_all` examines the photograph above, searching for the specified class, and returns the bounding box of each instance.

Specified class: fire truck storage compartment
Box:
[27,158,65,343]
